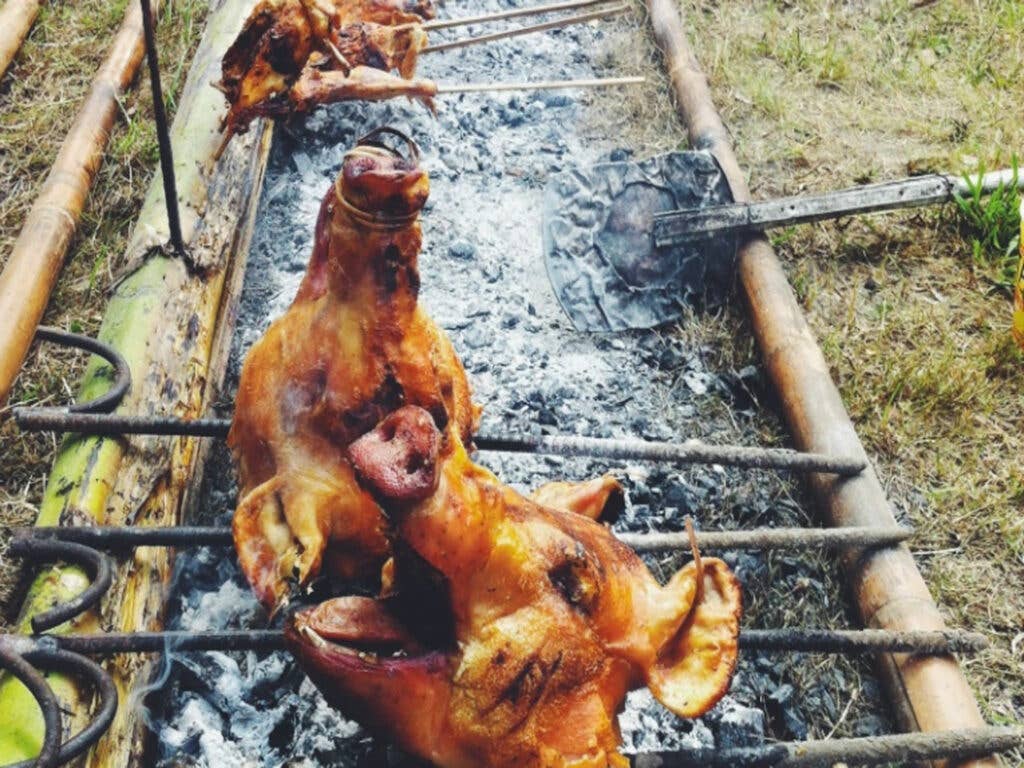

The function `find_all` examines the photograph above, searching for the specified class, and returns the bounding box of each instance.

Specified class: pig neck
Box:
[297,189,422,330]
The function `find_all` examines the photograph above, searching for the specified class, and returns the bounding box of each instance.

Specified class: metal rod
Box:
[633,727,1024,768]
[619,525,912,552]
[17,524,910,553]
[739,628,988,655]
[34,327,131,414]
[421,0,609,30]
[11,410,866,475]
[53,630,286,655]
[139,0,185,258]
[20,525,235,549]
[423,4,628,53]
[770,727,1024,768]
[20,628,985,657]
[653,168,1022,247]
[479,432,865,475]
[436,75,645,94]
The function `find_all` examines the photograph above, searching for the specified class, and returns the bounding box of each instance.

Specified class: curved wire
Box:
[0,638,61,768]
[34,327,131,414]
[3,640,119,768]
[8,535,114,633]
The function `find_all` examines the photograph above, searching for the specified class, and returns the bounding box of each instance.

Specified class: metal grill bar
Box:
[18,524,911,553]
[11,410,866,475]
[634,727,1024,768]
[14,627,985,657]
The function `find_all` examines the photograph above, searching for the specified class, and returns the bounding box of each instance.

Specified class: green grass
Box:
[953,159,1021,289]
[0,0,208,619]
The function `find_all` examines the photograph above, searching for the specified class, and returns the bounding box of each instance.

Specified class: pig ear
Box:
[646,558,742,718]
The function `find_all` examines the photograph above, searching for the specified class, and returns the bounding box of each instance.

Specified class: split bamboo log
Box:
[0,0,272,762]
[0,0,159,407]
[0,0,40,80]
[643,1,997,766]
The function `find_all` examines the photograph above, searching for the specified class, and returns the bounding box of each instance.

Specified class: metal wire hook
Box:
[33,327,131,414]
[8,534,115,633]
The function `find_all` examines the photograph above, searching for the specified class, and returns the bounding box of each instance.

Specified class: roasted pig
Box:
[229,129,478,610]
[287,405,742,767]
[219,0,431,136]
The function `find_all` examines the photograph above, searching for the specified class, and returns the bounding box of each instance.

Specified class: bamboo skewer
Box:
[0,0,160,406]
[423,3,629,54]
[421,0,611,31]
[436,74,644,94]
[0,0,41,79]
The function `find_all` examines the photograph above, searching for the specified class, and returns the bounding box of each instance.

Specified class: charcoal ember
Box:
[447,239,476,260]
[618,689,714,754]
[709,699,766,749]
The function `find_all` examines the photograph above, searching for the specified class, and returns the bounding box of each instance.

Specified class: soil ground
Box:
[0,0,1021,760]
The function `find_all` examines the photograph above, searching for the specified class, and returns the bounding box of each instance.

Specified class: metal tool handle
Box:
[653,167,1019,247]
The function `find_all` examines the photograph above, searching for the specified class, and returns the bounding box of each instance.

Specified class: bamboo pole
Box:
[643,1,997,766]
[0,0,40,80]
[0,0,158,407]
[0,0,272,761]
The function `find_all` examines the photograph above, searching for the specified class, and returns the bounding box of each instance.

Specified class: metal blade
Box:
[543,150,736,332]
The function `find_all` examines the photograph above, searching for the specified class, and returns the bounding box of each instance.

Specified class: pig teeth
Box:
[300,624,329,650]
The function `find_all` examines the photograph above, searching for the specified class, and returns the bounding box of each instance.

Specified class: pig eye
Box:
[548,553,598,613]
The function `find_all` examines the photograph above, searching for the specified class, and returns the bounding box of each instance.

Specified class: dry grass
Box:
[597,0,1024,750]
[0,0,207,620]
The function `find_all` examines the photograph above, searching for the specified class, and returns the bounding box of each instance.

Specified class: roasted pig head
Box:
[287,406,742,767]
[229,130,480,611]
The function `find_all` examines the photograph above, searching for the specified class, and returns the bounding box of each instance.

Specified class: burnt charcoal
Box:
[448,239,476,260]
[711,700,766,749]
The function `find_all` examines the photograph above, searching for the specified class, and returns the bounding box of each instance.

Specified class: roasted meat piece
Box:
[219,0,431,137]
[229,130,478,610]
[282,64,437,115]
[287,406,743,767]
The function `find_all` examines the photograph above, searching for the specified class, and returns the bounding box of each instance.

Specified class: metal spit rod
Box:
[3,627,988,657]
[12,410,867,476]
[17,523,913,553]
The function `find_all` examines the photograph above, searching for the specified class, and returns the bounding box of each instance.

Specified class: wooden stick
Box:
[423,3,628,54]
[0,0,40,79]
[436,74,643,94]
[421,0,609,31]
[645,0,999,765]
[0,0,159,406]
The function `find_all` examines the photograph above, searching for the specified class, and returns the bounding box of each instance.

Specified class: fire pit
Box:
[0,0,1020,765]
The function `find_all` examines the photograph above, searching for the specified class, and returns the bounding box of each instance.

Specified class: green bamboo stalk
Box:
[0,0,271,761]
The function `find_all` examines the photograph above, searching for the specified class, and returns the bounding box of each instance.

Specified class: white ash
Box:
[150,0,891,763]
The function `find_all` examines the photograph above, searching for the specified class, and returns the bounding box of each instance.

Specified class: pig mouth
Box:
[290,595,425,659]
[288,537,456,664]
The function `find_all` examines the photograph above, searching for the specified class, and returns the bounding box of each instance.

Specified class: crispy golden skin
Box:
[229,137,478,610]
[219,0,431,137]
[287,406,742,767]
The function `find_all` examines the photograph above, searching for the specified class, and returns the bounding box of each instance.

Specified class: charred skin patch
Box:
[547,543,600,614]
